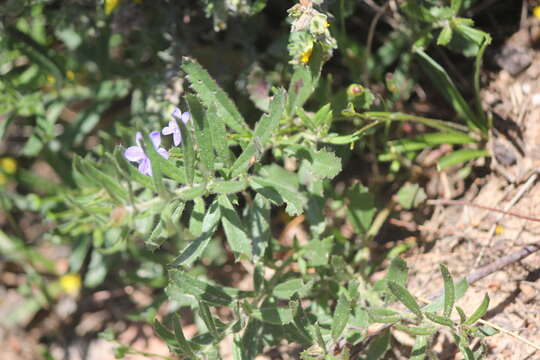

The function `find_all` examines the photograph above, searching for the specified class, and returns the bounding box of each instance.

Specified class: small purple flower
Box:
[162,107,190,146]
[124,131,168,176]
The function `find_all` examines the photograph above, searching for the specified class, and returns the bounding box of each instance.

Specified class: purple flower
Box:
[124,131,168,176]
[162,107,190,146]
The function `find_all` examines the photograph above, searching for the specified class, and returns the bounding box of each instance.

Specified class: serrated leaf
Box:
[170,199,220,266]
[367,308,402,323]
[182,57,249,134]
[464,293,489,325]
[274,279,304,300]
[440,264,455,318]
[424,311,454,327]
[308,149,342,180]
[422,277,468,313]
[388,281,423,320]
[219,194,251,259]
[179,118,196,184]
[438,149,489,170]
[207,102,232,167]
[166,270,251,306]
[248,306,294,325]
[303,236,333,267]
[186,94,214,179]
[230,88,286,177]
[288,65,315,116]
[394,324,436,336]
[331,293,350,340]
[250,166,305,216]
[208,179,249,194]
[248,194,271,261]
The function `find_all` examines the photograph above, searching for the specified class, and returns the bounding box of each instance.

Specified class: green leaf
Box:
[170,199,221,266]
[437,26,453,46]
[274,279,305,300]
[331,293,350,340]
[166,270,251,306]
[424,311,454,327]
[208,179,248,194]
[397,183,427,209]
[186,94,214,179]
[367,308,402,323]
[218,194,251,259]
[386,257,408,287]
[394,324,436,336]
[178,118,196,185]
[199,300,220,340]
[182,57,249,134]
[464,294,489,325]
[415,50,486,134]
[74,157,128,204]
[456,306,467,323]
[422,277,468,313]
[439,264,455,318]
[288,65,315,116]
[189,197,205,237]
[389,132,476,153]
[346,183,375,234]
[172,315,200,356]
[410,335,428,360]
[250,165,305,216]
[298,148,342,181]
[248,194,271,261]
[147,200,185,250]
[303,236,333,267]
[437,149,489,170]
[388,281,423,320]
[290,294,314,343]
[451,0,462,14]
[365,328,390,360]
[207,102,232,167]
[230,88,286,177]
[248,306,294,325]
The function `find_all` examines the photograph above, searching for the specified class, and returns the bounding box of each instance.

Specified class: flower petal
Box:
[150,131,161,148]
[171,107,183,120]
[173,131,182,146]
[138,158,152,176]
[124,146,145,162]
[181,112,191,124]
[158,148,169,159]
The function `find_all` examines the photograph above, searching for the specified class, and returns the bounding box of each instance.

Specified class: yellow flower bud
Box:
[66,71,75,81]
[0,157,17,174]
[534,6,540,20]
[105,0,121,16]
[60,273,82,296]
[47,74,56,84]
[300,47,313,63]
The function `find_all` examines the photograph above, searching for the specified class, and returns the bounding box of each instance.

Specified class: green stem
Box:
[352,111,470,133]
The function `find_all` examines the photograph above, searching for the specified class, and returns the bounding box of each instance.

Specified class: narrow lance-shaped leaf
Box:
[230,88,286,177]
[464,294,489,325]
[170,199,221,266]
[186,94,214,179]
[218,194,252,259]
[199,301,220,341]
[424,311,454,327]
[179,118,196,185]
[415,50,486,134]
[440,264,455,318]
[422,277,468,313]
[438,149,489,170]
[182,57,249,134]
[207,102,232,168]
[410,335,428,360]
[365,328,390,360]
[173,314,199,356]
[388,281,423,320]
[331,293,351,340]
[248,194,271,261]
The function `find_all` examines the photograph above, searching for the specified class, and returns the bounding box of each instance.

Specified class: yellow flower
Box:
[60,273,82,296]
[300,47,313,63]
[0,173,7,186]
[495,225,504,235]
[66,71,75,81]
[325,21,330,28]
[47,74,56,84]
[1,158,16,174]
[105,0,121,16]
[534,6,540,20]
